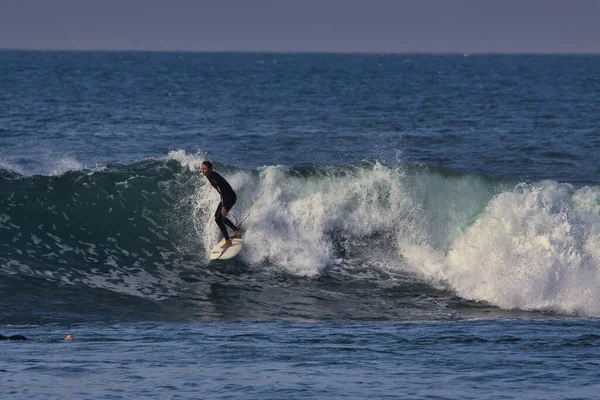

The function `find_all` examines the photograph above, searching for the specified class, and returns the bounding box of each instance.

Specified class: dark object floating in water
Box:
[0,334,28,341]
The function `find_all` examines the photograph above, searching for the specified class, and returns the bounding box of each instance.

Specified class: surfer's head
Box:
[201,161,213,176]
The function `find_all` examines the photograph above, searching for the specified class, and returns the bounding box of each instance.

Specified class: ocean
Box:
[1,51,600,399]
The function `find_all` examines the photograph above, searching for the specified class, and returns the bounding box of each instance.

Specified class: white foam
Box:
[3,151,106,176]
[403,181,600,316]
[0,214,10,226]
[0,159,25,175]
[166,149,208,172]
[49,157,85,176]
[188,161,600,316]
[192,162,419,277]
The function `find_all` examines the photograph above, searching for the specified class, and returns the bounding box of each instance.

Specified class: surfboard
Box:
[209,237,243,260]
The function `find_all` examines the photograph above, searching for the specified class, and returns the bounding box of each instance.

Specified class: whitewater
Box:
[2,149,599,321]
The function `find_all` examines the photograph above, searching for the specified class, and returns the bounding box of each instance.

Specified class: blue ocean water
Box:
[1,51,600,398]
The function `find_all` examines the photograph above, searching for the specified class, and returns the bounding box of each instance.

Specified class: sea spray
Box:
[405,181,600,316]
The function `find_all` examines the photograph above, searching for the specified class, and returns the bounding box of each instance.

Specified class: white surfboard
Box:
[209,237,243,260]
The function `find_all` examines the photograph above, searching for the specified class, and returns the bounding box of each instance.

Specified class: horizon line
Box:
[2,47,599,56]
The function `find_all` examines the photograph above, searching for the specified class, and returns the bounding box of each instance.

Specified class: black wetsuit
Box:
[206,171,238,241]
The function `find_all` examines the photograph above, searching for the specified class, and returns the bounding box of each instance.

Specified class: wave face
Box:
[2,152,600,322]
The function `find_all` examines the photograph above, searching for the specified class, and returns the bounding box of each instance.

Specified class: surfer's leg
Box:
[222,197,240,232]
[223,217,238,231]
[214,203,230,241]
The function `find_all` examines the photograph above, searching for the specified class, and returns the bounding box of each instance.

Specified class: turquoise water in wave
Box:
[2,51,600,399]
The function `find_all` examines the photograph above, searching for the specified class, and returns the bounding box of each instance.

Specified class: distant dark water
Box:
[2,51,599,183]
[1,51,600,399]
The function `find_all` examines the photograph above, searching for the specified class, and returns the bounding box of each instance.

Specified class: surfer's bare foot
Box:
[231,230,241,238]
[221,240,233,249]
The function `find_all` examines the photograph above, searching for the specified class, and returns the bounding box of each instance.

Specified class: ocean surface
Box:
[1,51,600,399]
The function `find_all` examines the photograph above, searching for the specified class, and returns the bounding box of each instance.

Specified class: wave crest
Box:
[2,155,600,318]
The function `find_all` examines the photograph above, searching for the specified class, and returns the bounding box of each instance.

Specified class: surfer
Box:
[201,161,240,249]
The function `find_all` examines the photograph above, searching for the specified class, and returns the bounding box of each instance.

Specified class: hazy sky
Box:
[1,0,599,53]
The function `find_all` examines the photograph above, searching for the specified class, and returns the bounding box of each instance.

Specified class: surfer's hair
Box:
[202,161,213,169]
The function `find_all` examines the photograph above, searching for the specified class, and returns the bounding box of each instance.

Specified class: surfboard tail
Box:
[209,238,243,260]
